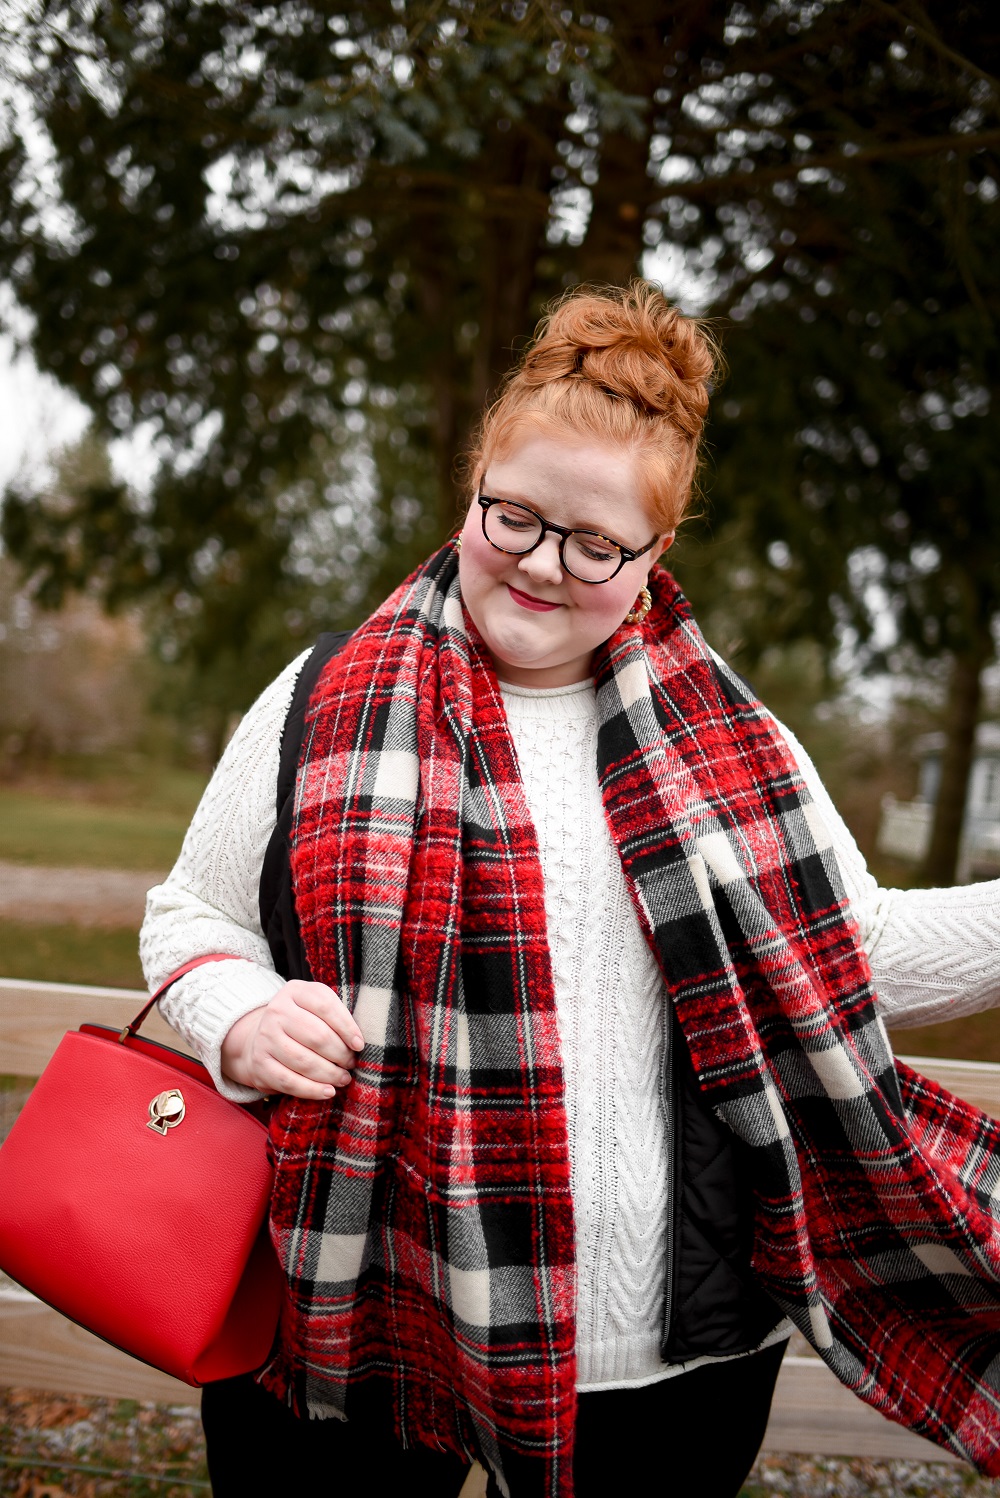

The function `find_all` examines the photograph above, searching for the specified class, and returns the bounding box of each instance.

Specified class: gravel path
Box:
[0,862,167,928]
[2,1388,996,1497]
[746,1455,999,1494]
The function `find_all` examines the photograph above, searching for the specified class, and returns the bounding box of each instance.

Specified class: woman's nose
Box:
[518,534,563,586]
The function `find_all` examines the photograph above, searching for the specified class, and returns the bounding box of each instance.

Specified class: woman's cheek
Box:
[585,580,637,637]
[459,515,504,584]
[457,535,504,643]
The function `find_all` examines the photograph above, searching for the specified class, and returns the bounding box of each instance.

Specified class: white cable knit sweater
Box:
[501,679,673,1388]
[141,651,1000,1392]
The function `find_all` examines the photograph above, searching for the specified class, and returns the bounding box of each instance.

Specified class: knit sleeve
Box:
[139,650,311,1101]
[776,718,1000,1032]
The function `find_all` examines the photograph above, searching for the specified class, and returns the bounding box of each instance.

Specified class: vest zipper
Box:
[660,998,682,1355]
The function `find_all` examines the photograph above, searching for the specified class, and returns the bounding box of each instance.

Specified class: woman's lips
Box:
[506,583,561,612]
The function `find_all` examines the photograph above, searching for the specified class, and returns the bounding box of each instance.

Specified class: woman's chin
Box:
[481,613,555,665]
[490,644,555,677]
[483,628,594,686]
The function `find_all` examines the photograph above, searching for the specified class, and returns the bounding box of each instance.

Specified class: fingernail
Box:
[322,1086,336,1098]
[352,1035,364,1050]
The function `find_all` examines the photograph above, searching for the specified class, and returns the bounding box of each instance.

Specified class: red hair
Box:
[467,281,717,532]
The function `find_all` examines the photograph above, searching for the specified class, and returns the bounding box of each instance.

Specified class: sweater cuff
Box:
[157,959,288,1103]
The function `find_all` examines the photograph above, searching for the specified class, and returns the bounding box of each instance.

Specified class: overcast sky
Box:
[0,333,88,494]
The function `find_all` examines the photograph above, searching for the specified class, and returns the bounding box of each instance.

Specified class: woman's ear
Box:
[653,531,676,563]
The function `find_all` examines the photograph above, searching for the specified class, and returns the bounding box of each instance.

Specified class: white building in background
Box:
[878,724,1000,882]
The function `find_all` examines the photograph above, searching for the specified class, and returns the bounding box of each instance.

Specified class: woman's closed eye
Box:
[497,509,537,532]
[575,538,618,562]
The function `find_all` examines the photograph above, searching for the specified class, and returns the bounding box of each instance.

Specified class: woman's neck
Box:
[492,652,595,690]
[499,676,594,698]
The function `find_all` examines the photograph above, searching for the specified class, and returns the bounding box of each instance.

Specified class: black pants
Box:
[202,1339,785,1497]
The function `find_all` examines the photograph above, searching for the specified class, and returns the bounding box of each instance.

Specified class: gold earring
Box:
[454,533,463,552]
[625,586,652,625]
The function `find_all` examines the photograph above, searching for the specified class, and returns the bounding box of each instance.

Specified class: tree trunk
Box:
[575,0,721,286]
[579,128,655,287]
[472,144,555,412]
[415,157,557,534]
[574,5,665,286]
[412,238,462,533]
[415,0,724,532]
[921,627,993,886]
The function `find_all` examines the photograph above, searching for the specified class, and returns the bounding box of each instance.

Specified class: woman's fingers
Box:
[245,981,366,1096]
[251,1055,341,1101]
[263,1031,354,1089]
[257,1005,355,1069]
[259,989,360,1070]
[284,980,365,1053]
[221,980,367,1097]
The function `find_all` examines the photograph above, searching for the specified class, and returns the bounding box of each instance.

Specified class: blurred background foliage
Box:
[0,0,997,914]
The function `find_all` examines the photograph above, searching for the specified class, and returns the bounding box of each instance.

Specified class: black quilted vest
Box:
[258,633,782,1363]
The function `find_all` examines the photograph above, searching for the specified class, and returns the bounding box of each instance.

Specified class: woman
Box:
[142,282,1000,1497]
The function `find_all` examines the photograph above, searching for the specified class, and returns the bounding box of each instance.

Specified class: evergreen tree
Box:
[2,0,995,880]
[674,9,1000,882]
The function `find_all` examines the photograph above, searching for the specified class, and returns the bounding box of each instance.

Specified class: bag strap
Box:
[275,629,354,819]
[258,631,354,984]
[120,954,241,1043]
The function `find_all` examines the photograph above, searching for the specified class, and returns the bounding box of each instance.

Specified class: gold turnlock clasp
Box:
[148,1089,186,1135]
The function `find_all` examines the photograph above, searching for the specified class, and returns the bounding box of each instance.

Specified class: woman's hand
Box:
[220,980,365,1099]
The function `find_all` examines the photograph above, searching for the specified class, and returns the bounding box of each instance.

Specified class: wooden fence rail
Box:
[3,975,999,1470]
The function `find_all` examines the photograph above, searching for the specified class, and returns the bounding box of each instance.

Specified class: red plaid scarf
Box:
[262,542,1000,1491]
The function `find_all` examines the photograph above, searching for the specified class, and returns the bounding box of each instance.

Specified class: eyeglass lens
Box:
[483,500,623,582]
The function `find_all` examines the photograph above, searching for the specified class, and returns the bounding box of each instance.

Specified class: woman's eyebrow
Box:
[481,484,534,504]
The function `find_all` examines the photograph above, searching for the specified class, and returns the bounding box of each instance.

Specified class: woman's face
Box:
[458,433,673,688]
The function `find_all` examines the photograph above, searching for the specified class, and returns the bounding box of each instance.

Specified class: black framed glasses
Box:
[477,493,658,583]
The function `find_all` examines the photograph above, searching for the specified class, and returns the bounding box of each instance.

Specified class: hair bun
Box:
[519,283,714,440]
[469,280,718,534]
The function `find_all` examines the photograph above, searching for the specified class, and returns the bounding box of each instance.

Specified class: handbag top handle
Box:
[121,954,241,1043]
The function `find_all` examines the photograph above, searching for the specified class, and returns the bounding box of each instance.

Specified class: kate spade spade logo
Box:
[148,1089,186,1135]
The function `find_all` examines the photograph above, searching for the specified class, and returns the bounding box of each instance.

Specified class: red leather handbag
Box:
[0,956,284,1386]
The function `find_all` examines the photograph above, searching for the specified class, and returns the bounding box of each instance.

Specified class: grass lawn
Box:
[891,1006,1000,1066]
[0,920,144,989]
[0,757,207,870]
[3,756,1000,1064]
